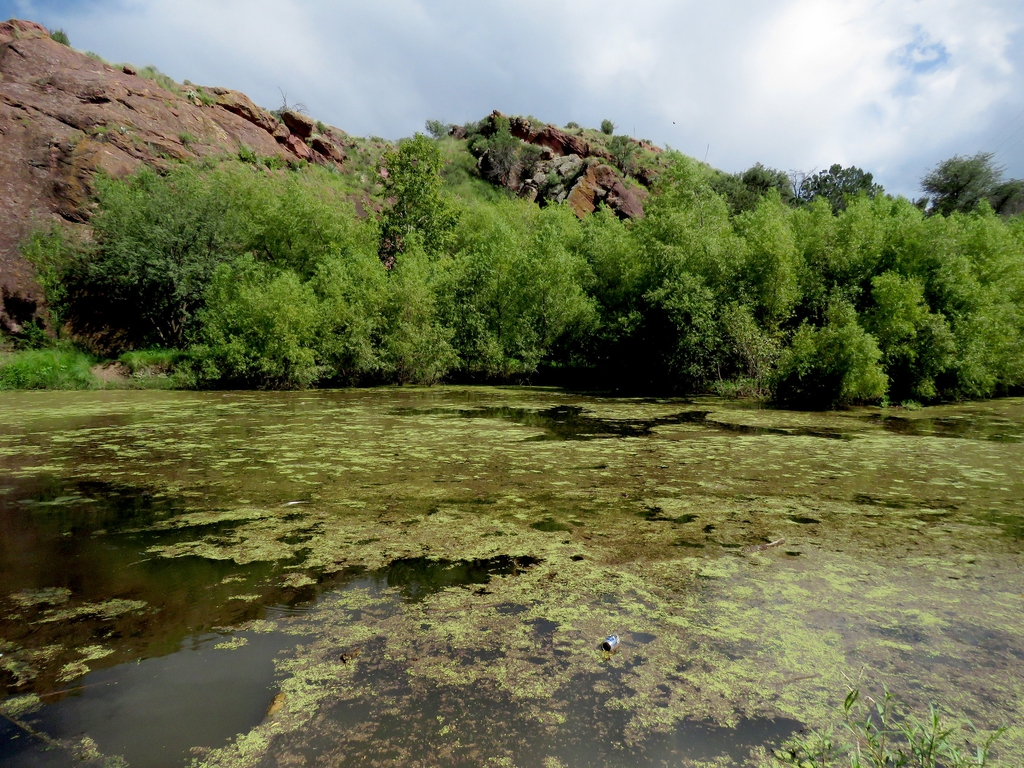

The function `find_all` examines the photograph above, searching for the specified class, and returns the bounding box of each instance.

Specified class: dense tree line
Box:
[19,137,1024,407]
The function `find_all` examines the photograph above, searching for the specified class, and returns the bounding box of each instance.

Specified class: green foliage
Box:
[379,134,460,265]
[773,687,1007,768]
[798,164,884,213]
[600,119,615,136]
[439,200,597,379]
[20,137,1024,404]
[424,119,453,139]
[55,166,244,349]
[468,115,535,188]
[117,348,183,374]
[712,163,795,214]
[920,152,1024,217]
[774,301,888,406]
[50,29,70,46]
[0,347,95,390]
[21,225,73,336]
[609,135,640,176]
[190,256,323,388]
[237,143,259,164]
[865,271,954,401]
[136,65,181,94]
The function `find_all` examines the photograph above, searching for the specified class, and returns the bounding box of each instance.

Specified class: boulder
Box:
[207,87,279,133]
[281,110,316,139]
[310,134,345,163]
[484,111,613,163]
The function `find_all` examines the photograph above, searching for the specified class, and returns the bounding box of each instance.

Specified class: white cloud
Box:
[6,0,1023,194]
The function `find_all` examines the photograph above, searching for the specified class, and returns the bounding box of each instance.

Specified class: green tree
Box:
[438,200,596,379]
[600,119,615,136]
[379,134,459,266]
[797,163,884,213]
[192,256,323,388]
[865,271,954,401]
[424,119,453,139]
[922,152,1003,216]
[711,163,794,214]
[608,135,640,176]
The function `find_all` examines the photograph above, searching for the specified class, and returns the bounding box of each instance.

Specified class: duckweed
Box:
[0,388,1022,766]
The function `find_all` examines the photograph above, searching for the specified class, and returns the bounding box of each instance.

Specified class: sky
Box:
[4,0,1024,197]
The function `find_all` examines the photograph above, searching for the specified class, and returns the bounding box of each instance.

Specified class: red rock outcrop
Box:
[0,20,347,326]
[567,164,647,220]
[484,111,613,164]
[473,110,654,220]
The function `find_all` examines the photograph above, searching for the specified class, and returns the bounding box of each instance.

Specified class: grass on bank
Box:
[0,347,95,390]
[0,345,189,390]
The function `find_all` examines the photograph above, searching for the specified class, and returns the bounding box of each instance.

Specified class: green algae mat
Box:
[0,388,1022,767]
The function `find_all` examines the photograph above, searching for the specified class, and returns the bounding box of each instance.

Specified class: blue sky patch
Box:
[897,28,951,75]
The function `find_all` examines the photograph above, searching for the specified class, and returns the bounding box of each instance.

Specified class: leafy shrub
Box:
[191,256,323,388]
[600,119,615,136]
[0,348,95,390]
[136,65,181,94]
[50,29,70,46]
[609,135,640,176]
[439,200,596,379]
[774,301,888,407]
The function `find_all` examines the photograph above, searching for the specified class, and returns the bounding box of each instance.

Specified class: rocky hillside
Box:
[458,111,658,220]
[0,19,349,332]
[0,19,665,335]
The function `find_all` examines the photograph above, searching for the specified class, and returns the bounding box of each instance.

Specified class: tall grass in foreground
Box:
[773,688,1007,768]
[0,348,96,390]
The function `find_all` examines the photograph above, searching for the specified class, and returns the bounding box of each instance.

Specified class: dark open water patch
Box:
[0,546,544,766]
[391,405,855,441]
[0,476,340,696]
[1,626,295,768]
[874,413,1024,442]
[371,555,541,602]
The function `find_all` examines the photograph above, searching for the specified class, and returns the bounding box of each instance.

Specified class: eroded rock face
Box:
[472,111,649,221]
[507,114,613,164]
[207,87,279,134]
[0,20,347,321]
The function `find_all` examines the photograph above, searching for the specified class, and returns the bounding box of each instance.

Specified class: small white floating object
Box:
[283,501,307,507]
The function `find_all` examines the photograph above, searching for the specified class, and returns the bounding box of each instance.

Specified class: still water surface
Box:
[0,388,1022,766]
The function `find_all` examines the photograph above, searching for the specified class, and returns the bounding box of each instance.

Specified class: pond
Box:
[0,388,1022,767]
